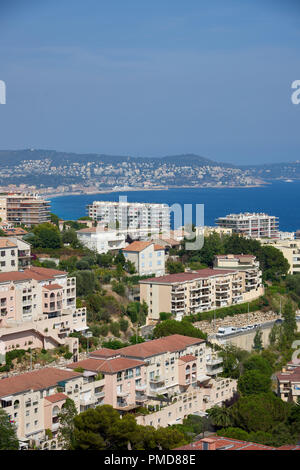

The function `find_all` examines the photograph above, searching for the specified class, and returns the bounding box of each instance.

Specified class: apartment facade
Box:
[216,212,279,239]
[213,254,263,293]
[70,334,237,428]
[76,226,126,254]
[140,268,263,322]
[0,334,237,448]
[87,200,170,234]
[260,238,300,274]
[0,367,83,449]
[123,241,165,277]
[0,266,87,362]
[0,237,31,272]
[0,193,50,226]
[276,363,300,403]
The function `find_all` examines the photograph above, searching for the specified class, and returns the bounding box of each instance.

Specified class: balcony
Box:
[207,367,223,376]
[116,390,129,397]
[149,375,165,383]
[135,383,147,391]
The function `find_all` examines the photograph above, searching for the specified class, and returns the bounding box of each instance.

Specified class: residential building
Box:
[140,268,264,322]
[0,192,50,226]
[213,254,263,293]
[123,241,165,277]
[68,334,237,428]
[276,364,300,403]
[0,334,237,449]
[87,200,170,234]
[76,226,126,254]
[216,212,279,239]
[0,367,83,449]
[0,266,87,361]
[175,436,300,451]
[260,238,300,274]
[0,237,31,272]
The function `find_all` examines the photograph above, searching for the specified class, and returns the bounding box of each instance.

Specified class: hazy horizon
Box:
[0,0,299,165]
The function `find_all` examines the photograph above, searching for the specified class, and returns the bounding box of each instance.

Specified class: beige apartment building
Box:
[260,238,300,274]
[213,254,263,293]
[71,334,236,428]
[0,192,50,226]
[0,334,237,448]
[0,266,87,363]
[123,241,165,277]
[276,363,300,403]
[0,367,84,449]
[140,268,264,322]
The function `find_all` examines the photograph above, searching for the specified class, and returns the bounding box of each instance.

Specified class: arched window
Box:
[13,400,20,409]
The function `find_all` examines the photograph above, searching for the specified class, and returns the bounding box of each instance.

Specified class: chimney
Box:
[201,438,217,450]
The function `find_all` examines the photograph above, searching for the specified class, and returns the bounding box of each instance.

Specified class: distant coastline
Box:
[45,183,267,199]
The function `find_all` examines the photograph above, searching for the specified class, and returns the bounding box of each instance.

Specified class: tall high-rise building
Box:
[215,212,279,239]
[0,192,51,226]
[87,200,170,234]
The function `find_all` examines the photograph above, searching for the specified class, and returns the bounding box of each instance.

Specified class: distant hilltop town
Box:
[0,149,299,195]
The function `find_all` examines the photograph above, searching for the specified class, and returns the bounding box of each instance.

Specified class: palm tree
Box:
[206,405,233,429]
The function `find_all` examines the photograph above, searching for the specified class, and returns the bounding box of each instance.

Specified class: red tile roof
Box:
[24,266,67,280]
[140,268,236,284]
[68,357,145,374]
[0,266,67,284]
[123,241,164,252]
[179,355,197,363]
[43,283,63,290]
[175,436,276,451]
[0,239,17,248]
[90,348,121,358]
[112,334,204,359]
[44,392,68,403]
[0,368,81,398]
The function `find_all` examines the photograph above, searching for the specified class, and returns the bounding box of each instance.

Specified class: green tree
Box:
[243,355,272,377]
[231,393,290,433]
[237,370,271,395]
[253,329,263,352]
[153,319,207,340]
[282,300,297,343]
[119,317,129,333]
[206,405,233,429]
[0,408,19,450]
[57,398,78,450]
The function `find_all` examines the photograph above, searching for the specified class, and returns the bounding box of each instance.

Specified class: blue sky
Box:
[0,0,299,164]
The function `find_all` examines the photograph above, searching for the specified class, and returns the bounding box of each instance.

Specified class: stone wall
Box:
[194,310,280,335]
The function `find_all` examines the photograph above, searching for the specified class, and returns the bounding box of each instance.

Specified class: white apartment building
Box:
[123,241,165,277]
[216,212,279,239]
[76,226,126,254]
[87,200,170,234]
[0,237,31,272]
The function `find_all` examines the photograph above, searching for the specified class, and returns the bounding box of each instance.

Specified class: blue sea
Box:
[50,181,300,232]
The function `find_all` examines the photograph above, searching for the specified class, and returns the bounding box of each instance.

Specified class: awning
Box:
[74,326,89,332]
[1,395,12,402]
[83,371,97,377]
[197,375,210,382]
